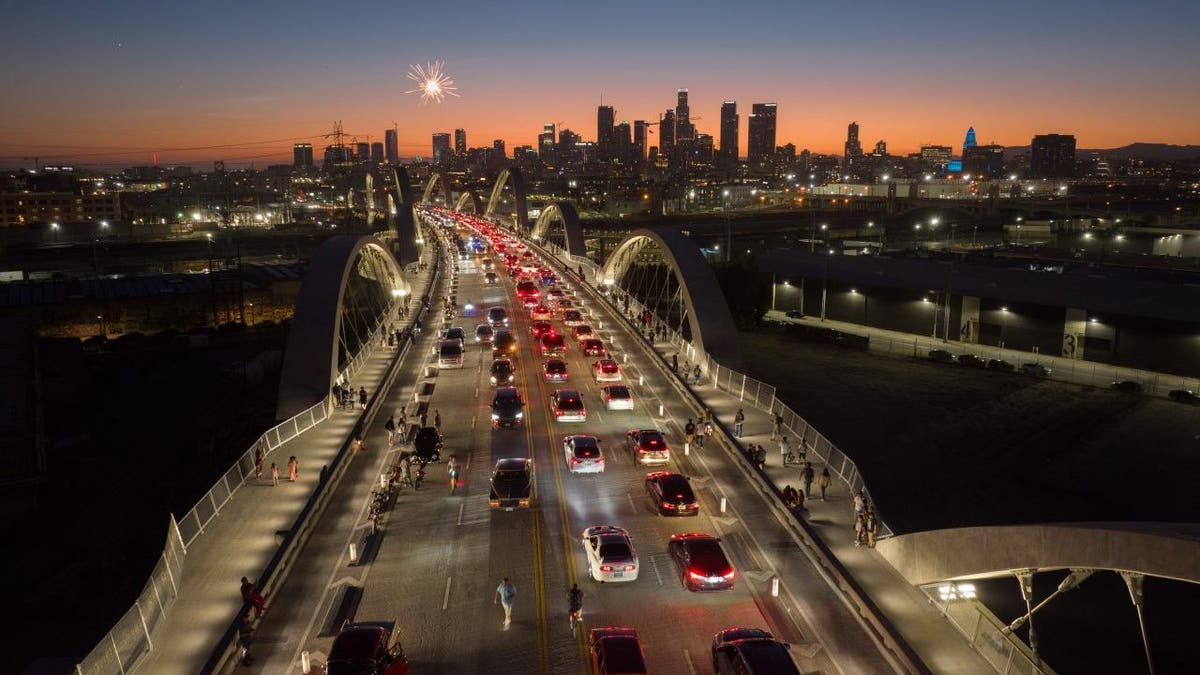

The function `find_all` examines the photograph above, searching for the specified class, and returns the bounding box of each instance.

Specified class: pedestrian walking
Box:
[358,386,368,410]
[671,353,679,373]
[780,436,792,465]
[734,409,745,437]
[434,409,442,431]
[254,443,265,480]
[319,464,329,484]
[754,445,767,471]
[684,419,696,448]
[288,456,299,482]
[802,462,815,498]
[695,422,706,449]
[816,467,832,501]
[864,509,878,548]
[495,577,517,628]
[420,411,428,428]
[270,463,279,486]
[692,365,701,385]
[447,455,460,494]
[385,415,396,445]
[853,489,866,516]
[770,413,783,440]
[240,577,266,620]
[854,512,867,546]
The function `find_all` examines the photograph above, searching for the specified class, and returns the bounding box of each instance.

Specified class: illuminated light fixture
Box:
[937,583,977,601]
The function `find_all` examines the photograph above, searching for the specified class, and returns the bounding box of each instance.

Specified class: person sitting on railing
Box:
[782,485,799,508]
[240,577,266,621]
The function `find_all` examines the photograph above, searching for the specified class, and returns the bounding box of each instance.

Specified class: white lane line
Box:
[682,649,698,675]
[471,414,477,430]
[442,576,453,610]
[626,492,636,513]
[457,502,465,526]
[650,555,663,586]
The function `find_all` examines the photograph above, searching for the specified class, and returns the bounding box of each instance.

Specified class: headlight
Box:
[515,412,524,419]
[491,413,499,420]
[490,376,497,383]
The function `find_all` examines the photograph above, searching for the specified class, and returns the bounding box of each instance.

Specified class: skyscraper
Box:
[963,143,1005,178]
[613,121,632,165]
[454,129,467,156]
[659,110,676,156]
[844,122,863,159]
[597,105,615,162]
[370,142,384,163]
[963,126,978,149]
[1030,134,1076,177]
[356,142,370,162]
[675,89,693,142]
[746,103,777,165]
[432,133,451,165]
[632,120,648,165]
[493,139,506,157]
[719,101,739,167]
[920,145,953,171]
[293,143,313,168]
[538,124,556,166]
[384,129,398,164]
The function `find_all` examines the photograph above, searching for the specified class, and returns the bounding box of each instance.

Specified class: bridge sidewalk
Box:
[133,265,435,675]
[649,337,995,675]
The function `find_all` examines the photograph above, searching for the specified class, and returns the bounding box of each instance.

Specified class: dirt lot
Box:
[739,331,1200,534]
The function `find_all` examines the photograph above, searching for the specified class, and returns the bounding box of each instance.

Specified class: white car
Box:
[601,385,634,410]
[563,435,605,474]
[581,526,639,583]
[593,359,621,383]
[562,309,585,326]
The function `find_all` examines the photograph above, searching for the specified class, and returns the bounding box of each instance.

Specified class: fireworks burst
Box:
[405,60,460,104]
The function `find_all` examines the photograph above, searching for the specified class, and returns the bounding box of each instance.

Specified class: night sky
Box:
[2,0,1198,167]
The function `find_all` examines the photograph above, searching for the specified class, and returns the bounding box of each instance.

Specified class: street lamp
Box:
[999,306,1010,348]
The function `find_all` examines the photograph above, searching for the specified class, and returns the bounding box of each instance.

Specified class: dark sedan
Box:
[645,471,699,516]
[489,457,533,510]
[668,533,735,591]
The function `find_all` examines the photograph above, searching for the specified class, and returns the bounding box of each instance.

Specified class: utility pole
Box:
[237,240,246,325]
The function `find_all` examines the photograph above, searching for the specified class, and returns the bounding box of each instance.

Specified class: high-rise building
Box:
[920,145,953,171]
[454,129,467,156]
[384,129,398,164]
[323,145,352,169]
[538,124,556,166]
[844,122,863,159]
[632,120,648,165]
[873,140,887,156]
[370,142,384,163]
[597,105,615,162]
[1030,134,1076,178]
[614,121,632,165]
[747,103,777,165]
[356,142,370,162]
[659,110,676,156]
[963,143,1005,178]
[963,126,978,149]
[719,101,738,167]
[293,143,313,168]
[675,89,694,142]
[493,139,506,157]
[432,133,452,165]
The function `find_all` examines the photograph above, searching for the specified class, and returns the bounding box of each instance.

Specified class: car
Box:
[474,324,495,344]
[784,310,805,319]
[530,304,554,321]
[644,471,699,516]
[711,628,800,675]
[581,526,639,582]
[564,435,605,474]
[492,330,518,357]
[1111,380,1143,394]
[436,340,464,369]
[589,628,648,675]
[957,354,987,368]
[540,333,567,357]
[928,349,957,363]
[601,385,634,411]
[480,258,494,271]
[625,429,670,465]
[551,389,587,422]
[581,339,607,357]
[326,621,409,675]
[562,309,585,326]
[486,306,509,327]
[543,359,569,382]
[491,387,525,428]
[484,271,499,285]
[488,457,533,510]
[441,326,466,347]
[515,280,540,302]
[411,426,442,462]
[530,320,555,340]
[668,533,735,592]
[572,325,595,341]
[1169,389,1200,405]
[1020,362,1051,377]
[547,289,568,304]
[592,359,621,383]
[557,299,578,313]
[986,359,1015,372]
[489,358,515,386]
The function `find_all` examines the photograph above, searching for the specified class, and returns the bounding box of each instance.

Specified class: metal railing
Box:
[75,246,432,675]
[922,588,1054,675]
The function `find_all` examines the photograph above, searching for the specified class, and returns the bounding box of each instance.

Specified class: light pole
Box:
[999,306,1009,348]
[820,248,833,321]
[206,233,217,326]
[914,223,922,249]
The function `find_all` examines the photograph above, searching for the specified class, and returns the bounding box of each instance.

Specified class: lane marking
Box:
[682,649,698,675]
[626,492,636,513]
[442,576,453,611]
[650,555,663,586]
[457,502,465,526]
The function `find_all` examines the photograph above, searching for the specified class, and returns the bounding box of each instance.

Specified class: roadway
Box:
[247,218,895,674]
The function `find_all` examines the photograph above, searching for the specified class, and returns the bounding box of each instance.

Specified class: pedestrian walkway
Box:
[644,335,996,674]
[133,262,438,675]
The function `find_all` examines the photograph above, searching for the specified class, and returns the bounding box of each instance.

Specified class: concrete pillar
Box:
[1063,308,1086,360]
[959,296,980,343]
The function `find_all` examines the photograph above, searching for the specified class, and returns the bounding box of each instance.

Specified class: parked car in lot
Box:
[986,359,1015,372]
[1169,389,1200,405]
[928,349,957,364]
[957,354,988,368]
[1020,362,1051,377]
[1111,380,1143,394]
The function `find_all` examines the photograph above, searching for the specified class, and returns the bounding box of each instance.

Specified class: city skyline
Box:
[2,1,1200,167]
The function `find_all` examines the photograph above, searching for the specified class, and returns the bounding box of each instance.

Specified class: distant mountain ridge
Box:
[1003,143,1200,161]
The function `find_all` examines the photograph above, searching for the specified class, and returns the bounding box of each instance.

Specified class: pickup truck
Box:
[325,620,408,675]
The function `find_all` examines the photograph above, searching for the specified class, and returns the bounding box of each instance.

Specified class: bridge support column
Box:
[1121,572,1156,675]
[1014,569,1040,667]
[1063,308,1087,360]
[959,296,980,343]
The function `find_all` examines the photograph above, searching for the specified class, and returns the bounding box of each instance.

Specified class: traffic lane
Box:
[559,273,895,674]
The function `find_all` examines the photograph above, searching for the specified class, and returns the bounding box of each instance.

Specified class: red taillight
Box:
[723,570,736,580]
[600,565,613,572]
[555,409,563,416]
[624,564,636,571]
[688,570,706,581]
[570,457,580,464]
[663,502,677,509]
[688,502,699,509]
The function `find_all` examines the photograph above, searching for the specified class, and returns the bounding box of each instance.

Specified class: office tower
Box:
[874,140,887,156]
[694,134,714,164]
[659,110,676,156]
[632,120,648,164]
[1030,134,1077,177]
[844,122,863,159]
[719,101,738,167]
[538,124,556,165]
[963,126,978,149]
[675,89,693,141]
[596,105,615,161]
[614,121,632,165]
[920,145,953,170]
[493,139,505,157]
[370,142,384,163]
[323,145,352,168]
[558,128,581,168]
[384,129,398,164]
[963,143,1005,178]
[746,103,777,164]
[454,128,466,156]
[293,143,313,168]
[356,142,370,162]
[432,133,452,165]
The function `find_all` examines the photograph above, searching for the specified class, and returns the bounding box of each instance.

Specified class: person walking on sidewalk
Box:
[358,386,368,410]
[854,512,867,546]
[385,415,396,446]
[853,489,866,516]
[254,443,265,480]
[420,411,428,428]
[816,467,832,501]
[864,509,878,548]
[779,436,792,466]
[434,409,442,431]
[753,445,767,471]
[270,462,279,486]
[802,462,815,497]
[671,353,679,374]
[684,419,696,449]
[288,456,299,482]
[692,365,701,385]
[495,578,517,629]
[733,409,745,437]
[770,413,783,440]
